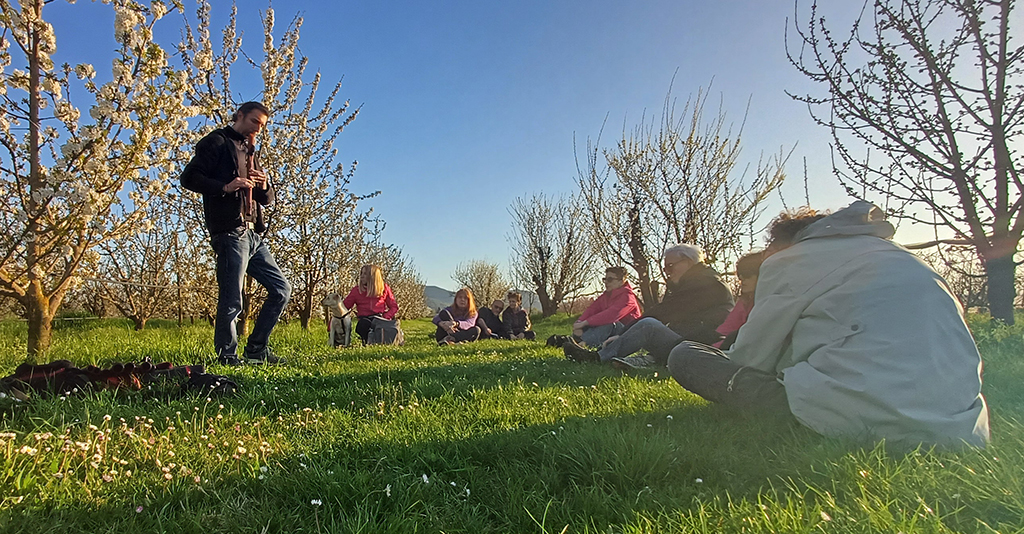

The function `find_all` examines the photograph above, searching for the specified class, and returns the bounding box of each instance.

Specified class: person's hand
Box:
[249,168,268,189]
[440,321,457,334]
[602,335,619,348]
[222,175,254,193]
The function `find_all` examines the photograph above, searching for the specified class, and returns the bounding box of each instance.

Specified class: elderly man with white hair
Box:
[564,243,733,368]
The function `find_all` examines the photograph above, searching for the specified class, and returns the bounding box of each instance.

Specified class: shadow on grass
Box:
[0,405,835,534]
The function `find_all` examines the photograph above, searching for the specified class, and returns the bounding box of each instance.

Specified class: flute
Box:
[243,136,258,220]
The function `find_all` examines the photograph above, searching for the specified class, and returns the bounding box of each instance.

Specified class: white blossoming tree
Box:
[507,192,594,317]
[451,260,510,309]
[788,0,1024,324]
[174,4,421,332]
[252,9,375,330]
[576,86,788,306]
[0,0,194,360]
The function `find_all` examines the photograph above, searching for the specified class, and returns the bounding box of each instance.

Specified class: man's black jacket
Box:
[646,263,733,344]
[477,307,506,338]
[180,126,274,235]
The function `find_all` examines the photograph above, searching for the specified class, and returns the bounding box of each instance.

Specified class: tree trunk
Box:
[299,287,312,330]
[25,294,53,364]
[985,252,1016,325]
[627,196,656,307]
[532,274,558,317]
[132,316,147,331]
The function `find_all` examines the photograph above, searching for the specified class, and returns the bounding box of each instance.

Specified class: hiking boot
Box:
[611,354,655,371]
[217,354,243,366]
[563,341,599,363]
[244,347,286,365]
[546,334,566,347]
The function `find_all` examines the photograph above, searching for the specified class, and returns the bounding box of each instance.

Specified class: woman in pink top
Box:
[713,251,763,349]
[343,264,399,345]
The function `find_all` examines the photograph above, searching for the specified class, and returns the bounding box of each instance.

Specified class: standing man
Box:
[180,102,291,365]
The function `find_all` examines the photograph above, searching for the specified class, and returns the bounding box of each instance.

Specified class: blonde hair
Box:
[360,264,385,298]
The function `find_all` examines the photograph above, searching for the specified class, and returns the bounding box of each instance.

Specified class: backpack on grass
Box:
[367,317,404,346]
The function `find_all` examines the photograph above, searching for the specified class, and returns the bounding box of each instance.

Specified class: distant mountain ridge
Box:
[424,285,543,313]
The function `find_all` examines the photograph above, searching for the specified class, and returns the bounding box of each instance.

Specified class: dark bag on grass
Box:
[367,317,404,346]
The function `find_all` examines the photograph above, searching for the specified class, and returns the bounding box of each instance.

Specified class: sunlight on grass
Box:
[0,315,1021,532]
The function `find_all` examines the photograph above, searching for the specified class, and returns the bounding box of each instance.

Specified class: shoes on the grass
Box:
[217,354,243,366]
[611,354,655,370]
[563,341,599,363]
[438,335,456,346]
[244,346,285,365]
[546,334,567,347]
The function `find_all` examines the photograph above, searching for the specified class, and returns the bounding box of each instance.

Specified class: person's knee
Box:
[635,317,660,330]
[278,279,292,301]
[667,343,702,386]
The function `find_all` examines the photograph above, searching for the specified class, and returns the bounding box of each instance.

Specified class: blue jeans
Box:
[598,317,682,364]
[580,322,628,349]
[211,228,291,357]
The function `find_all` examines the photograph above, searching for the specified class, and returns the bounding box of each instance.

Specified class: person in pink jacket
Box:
[713,250,764,350]
[566,267,642,348]
[342,264,399,345]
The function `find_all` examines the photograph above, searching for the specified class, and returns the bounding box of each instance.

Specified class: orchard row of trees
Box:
[0,1,425,360]
[501,0,1023,324]
[501,86,789,317]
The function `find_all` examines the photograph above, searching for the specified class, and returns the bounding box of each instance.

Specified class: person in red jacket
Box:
[564,267,642,349]
[342,264,399,345]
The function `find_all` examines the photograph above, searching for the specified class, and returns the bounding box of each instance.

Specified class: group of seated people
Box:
[333,265,538,347]
[432,289,535,345]
[337,201,990,448]
[552,201,990,449]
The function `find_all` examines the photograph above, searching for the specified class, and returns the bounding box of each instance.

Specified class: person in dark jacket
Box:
[477,299,507,339]
[645,244,734,342]
[502,291,535,340]
[564,244,733,368]
[180,101,291,366]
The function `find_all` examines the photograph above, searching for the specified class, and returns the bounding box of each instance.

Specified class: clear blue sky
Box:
[44,0,886,288]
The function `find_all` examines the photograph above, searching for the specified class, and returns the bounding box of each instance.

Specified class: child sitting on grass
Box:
[502,291,535,340]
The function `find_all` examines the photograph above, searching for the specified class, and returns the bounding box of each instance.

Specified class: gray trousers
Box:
[667,341,791,417]
[580,322,628,349]
[597,317,682,364]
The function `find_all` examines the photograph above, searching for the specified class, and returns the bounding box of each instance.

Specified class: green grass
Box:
[0,314,1022,533]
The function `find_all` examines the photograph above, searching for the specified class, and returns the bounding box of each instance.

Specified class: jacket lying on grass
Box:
[728,201,990,447]
[0,360,235,399]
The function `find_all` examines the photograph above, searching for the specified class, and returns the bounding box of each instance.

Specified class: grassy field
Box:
[0,313,1022,533]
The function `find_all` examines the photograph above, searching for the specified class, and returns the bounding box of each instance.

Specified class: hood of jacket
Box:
[795,200,895,243]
